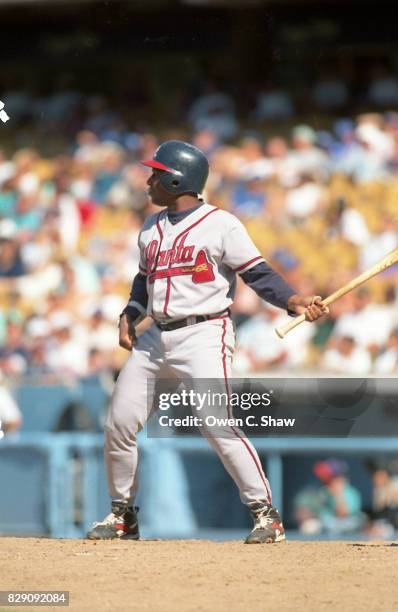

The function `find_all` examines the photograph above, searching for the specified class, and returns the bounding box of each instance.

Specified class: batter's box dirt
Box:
[0,538,397,612]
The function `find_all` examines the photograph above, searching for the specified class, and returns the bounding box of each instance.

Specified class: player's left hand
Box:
[119,313,137,351]
[287,295,329,321]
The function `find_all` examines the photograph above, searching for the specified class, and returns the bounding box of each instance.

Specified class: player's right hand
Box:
[118,313,137,351]
[287,294,329,321]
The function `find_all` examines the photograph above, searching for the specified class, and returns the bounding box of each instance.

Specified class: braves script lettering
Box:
[145,239,195,271]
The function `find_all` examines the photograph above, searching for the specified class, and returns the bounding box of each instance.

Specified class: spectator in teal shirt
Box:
[12,193,43,234]
[295,459,364,535]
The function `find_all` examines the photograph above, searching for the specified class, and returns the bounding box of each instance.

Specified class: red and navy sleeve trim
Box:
[122,272,148,318]
[233,256,264,273]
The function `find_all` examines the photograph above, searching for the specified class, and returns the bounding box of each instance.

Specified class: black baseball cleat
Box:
[86,502,139,540]
[245,504,286,544]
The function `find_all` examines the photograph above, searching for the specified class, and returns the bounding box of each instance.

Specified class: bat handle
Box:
[275,313,306,338]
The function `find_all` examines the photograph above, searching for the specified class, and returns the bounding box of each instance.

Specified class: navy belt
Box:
[155,309,230,332]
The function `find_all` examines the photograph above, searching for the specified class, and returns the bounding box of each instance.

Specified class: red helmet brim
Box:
[141,159,177,174]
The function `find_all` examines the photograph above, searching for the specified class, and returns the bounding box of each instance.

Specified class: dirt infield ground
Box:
[1,538,397,612]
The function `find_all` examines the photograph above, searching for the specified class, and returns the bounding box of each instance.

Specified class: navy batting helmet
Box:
[141,140,209,196]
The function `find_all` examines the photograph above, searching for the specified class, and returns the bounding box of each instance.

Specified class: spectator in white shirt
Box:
[0,373,22,435]
[321,336,372,375]
[331,288,396,354]
[284,173,327,221]
[86,309,116,352]
[46,312,88,377]
[373,329,398,374]
[233,305,289,374]
[360,216,398,272]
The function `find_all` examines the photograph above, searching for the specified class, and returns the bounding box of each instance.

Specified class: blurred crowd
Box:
[1,101,398,385]
[3,60,398,137]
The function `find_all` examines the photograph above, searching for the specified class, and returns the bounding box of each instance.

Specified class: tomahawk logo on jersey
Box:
[138,203,265,320]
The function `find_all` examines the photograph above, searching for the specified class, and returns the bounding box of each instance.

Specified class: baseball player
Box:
[87,140,327,544]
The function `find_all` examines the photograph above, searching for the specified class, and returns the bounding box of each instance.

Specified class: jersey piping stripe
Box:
[163,207,220,316]
[220,318,272,503]
[150,211,164,273]
[149,212,166,317]
[233,256,264,273]
[155,212,164,241]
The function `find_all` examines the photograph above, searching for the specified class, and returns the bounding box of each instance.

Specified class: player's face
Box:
[147,169,175,207]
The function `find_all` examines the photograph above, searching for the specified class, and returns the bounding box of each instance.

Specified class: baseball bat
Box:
[275,246,398,339]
